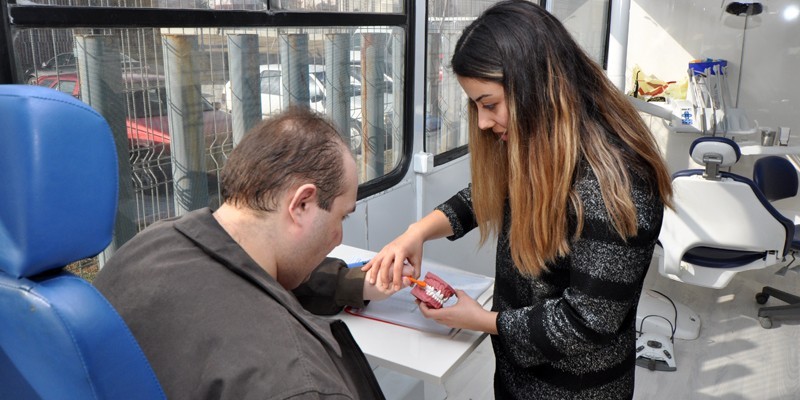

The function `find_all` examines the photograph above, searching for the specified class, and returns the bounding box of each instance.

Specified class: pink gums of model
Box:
[410,272,456,309]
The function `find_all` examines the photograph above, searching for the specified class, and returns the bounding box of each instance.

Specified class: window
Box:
[547,0,610,66]
[424,0,497,158]
[423,0,610,162]
[5,2,409,235]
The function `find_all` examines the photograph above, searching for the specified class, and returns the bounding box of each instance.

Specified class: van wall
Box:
[626,0,800,176]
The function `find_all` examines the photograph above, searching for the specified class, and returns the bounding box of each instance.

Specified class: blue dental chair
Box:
[658,136,800,329]
[752,155,800,328]
[0,85,165,398]
[658,137,800,290]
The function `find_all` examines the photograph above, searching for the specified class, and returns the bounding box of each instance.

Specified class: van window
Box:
[9,13,407,235]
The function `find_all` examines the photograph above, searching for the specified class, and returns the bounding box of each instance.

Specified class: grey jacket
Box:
[94,208,384,399]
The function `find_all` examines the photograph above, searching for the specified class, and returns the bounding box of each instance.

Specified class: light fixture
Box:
[783,5,800,21]
[725,1,764,16]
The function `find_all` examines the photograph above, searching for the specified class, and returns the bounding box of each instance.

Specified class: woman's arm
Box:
[363,209,453,291]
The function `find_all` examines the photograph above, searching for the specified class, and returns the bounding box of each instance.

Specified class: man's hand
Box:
[362,264,415,301]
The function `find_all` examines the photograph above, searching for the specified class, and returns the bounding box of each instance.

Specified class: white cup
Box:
[761,128,776,146]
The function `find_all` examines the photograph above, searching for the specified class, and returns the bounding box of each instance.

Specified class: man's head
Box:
[219,107,358,288]
[221,106,351,213]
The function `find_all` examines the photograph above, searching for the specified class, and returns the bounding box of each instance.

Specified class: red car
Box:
[36,73,233,184]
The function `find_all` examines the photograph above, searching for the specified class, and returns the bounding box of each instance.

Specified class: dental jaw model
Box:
[409,272,456,309]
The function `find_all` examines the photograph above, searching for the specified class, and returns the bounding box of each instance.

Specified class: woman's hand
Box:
[418,290,498,334]
[362,210,454,292]
[362,227,425,292]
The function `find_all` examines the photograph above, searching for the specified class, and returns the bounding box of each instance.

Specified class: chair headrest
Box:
[0,85,119,278]
[689,137,741,167]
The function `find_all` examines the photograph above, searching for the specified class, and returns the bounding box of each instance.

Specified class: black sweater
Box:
[436,163,663,399]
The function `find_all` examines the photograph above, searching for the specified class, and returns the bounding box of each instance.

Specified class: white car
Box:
[222,64,328,116]
[223,64,391,152]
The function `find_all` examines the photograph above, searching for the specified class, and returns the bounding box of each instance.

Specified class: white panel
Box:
[737,0,800,140]
[625,1,743,97]
[364,180,417,252]
[342,200,369,250]
[417,155,496,277]
[627,0,800,145]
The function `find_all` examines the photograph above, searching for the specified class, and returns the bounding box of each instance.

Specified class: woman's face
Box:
[457,76,509,141]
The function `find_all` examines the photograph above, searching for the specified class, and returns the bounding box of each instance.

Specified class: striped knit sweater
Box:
[435,162,663,399]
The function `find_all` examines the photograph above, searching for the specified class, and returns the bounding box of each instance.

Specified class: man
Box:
[94,107,404,399]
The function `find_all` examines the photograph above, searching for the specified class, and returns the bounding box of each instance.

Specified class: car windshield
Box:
[37,78,57,87]
[45,53,76,68]
[260,70,281,95]
[42,52,140,69]
[129,87,214,118]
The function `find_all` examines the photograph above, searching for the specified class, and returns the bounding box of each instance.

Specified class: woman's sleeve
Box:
[495,182,663,367]
[434,185,477,240]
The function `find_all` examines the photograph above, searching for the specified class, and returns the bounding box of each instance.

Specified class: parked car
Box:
[25,51,145,84]
[222,63,396,152]
[36,72,233,188]
[35,72,80,97]
[221,64,349,116]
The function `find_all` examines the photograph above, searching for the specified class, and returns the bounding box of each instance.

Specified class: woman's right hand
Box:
[362,226,425,292]
[363,210,453,292]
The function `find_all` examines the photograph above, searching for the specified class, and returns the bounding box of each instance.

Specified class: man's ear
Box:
[287,183,318,224]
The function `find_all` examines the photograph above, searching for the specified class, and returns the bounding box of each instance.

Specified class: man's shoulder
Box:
[163,306,354,399]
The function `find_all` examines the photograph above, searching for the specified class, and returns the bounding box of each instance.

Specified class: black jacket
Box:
[94,208,384,399]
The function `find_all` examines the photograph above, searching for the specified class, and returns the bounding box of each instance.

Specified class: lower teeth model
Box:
[410,272,456,309]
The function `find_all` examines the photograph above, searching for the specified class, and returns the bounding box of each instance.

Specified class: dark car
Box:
[25,52,144,84]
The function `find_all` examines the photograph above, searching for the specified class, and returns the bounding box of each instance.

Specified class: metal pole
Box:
[363,32,387,180]
[75,34,138,263]
[391,31,403,167]
[607,0,631,91]
[280,33,310,108]
[162,34,209,215]
[0,0,18,84]
[227,34,261,145]
[324,33,352,150]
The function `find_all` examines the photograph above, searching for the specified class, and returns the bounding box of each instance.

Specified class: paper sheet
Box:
[345,265,494,336]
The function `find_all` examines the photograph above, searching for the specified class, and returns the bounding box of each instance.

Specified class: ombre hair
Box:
[451,0,672,276]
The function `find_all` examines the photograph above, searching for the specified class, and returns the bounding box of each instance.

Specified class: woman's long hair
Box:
[451,0,672,276]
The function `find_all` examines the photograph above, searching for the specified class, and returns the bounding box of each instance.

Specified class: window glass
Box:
[56,79,76,95]
[13,25,405,230]
[547,0,609,65]
[260,70,282,95]
[424,0,609,157]
[424,0,495,155]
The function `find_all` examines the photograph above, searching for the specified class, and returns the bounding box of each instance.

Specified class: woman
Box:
[364,1,673,399]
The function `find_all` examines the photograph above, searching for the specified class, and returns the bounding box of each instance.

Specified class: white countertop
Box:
[738,143,800,155]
